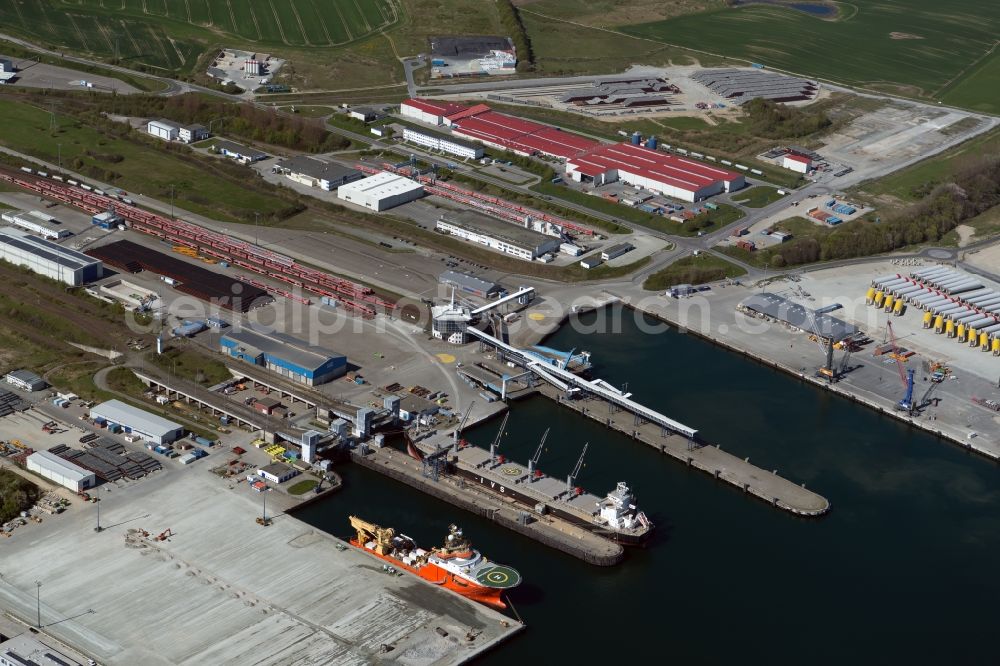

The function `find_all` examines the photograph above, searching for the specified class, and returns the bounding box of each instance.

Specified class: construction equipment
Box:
[897,369,916,413]
[255,517,272,526]
[350,516,396,555]
[156,528,173,541]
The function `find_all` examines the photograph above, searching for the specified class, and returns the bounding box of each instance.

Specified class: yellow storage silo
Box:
[865,287,876,305]
[980,332,990,349]
[992,338,1000,355]
[945,320,955,337]
[873,291,884,307]
[934,315,944,333]
[922,311,933,328]
[893,299,905,316]
[956,324,966,342]
[883,295,895,312]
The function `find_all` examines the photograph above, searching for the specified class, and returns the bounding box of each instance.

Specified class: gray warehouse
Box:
[90,399,184,445]
[738,292,858,341]
[274,156,362,191]
[220,328,347,386]
[0,228,103,286]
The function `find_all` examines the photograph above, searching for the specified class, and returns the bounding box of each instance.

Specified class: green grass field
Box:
[940,49,1000,114]
[0,97,290,224]
[0,0,399,71]
[643,253,746,291]
[855,127,1000,202]
[731,185,784,208]
[621,0,1000,109]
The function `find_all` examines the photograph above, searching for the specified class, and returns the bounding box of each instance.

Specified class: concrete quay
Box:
[351,446,626,566]
[0,466,521,665]
[534,383,831,517]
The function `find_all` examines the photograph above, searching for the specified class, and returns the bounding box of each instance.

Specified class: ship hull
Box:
[349,539,507,609]
[450,465,652,546]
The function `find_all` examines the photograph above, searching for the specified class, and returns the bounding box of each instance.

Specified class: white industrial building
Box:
[602,242,634,261]
[2,209,71,240]
[402,127,484,159]
[259,462,299,484]
[147,118,209,143]
[4,369,47,392]
[0,228,103,286]
[90,399,184,445]
[337,172,424,211]
[400,98,463,125]
[566,142,745,202]
[210,139,268,163]
[436,212,560,261]
[274,156,362,191]
[0,634,83,666]
[27,451,96,493]
[431,298,473,344]
[782,153,811,173]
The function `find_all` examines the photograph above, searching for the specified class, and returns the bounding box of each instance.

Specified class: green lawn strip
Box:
[288,478,320,495]
[730,185,784,208]
[642,254,747,291]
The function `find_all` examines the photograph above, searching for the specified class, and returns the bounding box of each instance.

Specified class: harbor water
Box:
[297,306,1000,664]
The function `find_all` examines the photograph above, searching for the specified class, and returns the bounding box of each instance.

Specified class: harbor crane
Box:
[489,412,509,463]
[527,428,549,477]
[885,322,917,413]
[566,443,588,492]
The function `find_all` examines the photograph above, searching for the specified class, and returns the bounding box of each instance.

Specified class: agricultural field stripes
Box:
[1,0,400,71]
[620,0,1000,110]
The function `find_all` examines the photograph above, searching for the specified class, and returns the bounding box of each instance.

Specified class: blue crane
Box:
[898,369,915,413]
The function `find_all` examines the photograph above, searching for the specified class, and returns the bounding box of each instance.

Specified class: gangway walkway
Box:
[470,287,535,316]
[468,328,697,438]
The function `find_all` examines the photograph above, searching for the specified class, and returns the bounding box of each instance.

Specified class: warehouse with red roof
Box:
[566,142,746,202]
[400,98,466,125]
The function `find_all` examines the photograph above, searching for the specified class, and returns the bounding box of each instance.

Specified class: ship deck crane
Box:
[452,401,475,450]
[527,428,549,477]
[566,443,588,492]
[489,412,509,463]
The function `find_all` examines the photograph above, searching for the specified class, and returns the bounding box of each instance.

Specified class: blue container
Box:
[645,136,658,150]
[194,436,213,447]
[631,131,642,145]
[431,59,445,66]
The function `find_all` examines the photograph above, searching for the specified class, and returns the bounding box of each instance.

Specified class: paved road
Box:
[3,33,999,286]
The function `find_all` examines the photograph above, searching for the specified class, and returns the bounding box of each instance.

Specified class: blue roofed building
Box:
[219,328,347,386]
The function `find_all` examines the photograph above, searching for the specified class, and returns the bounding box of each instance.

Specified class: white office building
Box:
[402,127,484,159]
[2,210,71,240]
[274,156,362,191]
[27,451,95,492]
[337,172,424,211]
[4,369,47,392]
[436,212,560,261]
[0,228,103,286]
[147,118,209,143]
[90,399,184,445]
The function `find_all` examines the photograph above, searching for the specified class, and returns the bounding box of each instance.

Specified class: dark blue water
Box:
[731,0,837,18]
[297,307,1000,664]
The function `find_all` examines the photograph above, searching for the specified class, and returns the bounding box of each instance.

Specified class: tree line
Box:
[497,0,535,72]
[99,94,350,153]
[763,156,1000,267]
[744,98,832,139]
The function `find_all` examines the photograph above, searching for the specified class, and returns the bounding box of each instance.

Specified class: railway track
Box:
[0,166,395,317]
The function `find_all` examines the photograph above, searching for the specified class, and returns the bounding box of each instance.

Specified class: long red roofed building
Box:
[566,142,745,202]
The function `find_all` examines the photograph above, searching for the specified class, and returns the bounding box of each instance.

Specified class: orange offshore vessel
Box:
[348,516,521,610]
